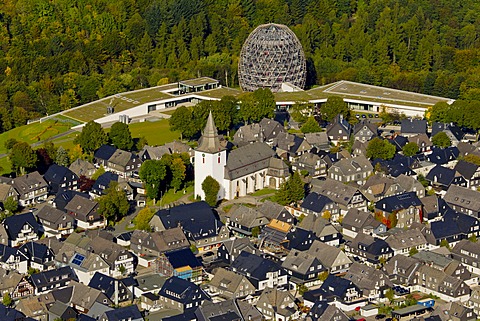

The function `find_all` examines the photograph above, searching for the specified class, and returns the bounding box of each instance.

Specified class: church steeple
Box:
[196,111,225,153]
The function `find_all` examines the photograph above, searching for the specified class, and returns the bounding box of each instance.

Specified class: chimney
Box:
[114,279,119,306]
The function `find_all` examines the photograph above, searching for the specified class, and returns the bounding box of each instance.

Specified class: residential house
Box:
[138,145,171,161]
[233,123,264,146]
[304,132,330,151]
[426,164,467,189]
[226,205,269,237]
[257,200,294,224]
[48,301,77,321]
[353,120,377,142]
[36,205,75,238]
[468,286,480,316]
[374,154,417,177]
[345,233,393,266]
[427,146,459,166]
[441,301,477,321]
[90,172,119,197]
[3,212,40,247]
[55,241,110,285]
[409,133,433,154]
[429,209,480,246]
[0,244,28,274]
[444,184,480,218]
[106,149,142,178]
[273,132,312,161]
[385,228,428,256]
[19,241,54,271]
[388,134,409,152]
[292,152,327,178]
[217,238,257,265]
[259,219,292,249]
[420,195,442,221]
[150,202,230,253]
[100,305,143,321]
[12,275,35,299]
[306,240,352,274]
[194,300,251,321]
[158,276,210,312]
[455,160,480,189]
[452,240,480,276]
[310,178,368,215]
[69,158,96,179]
[130,227,189,266]
[284,227,318,251]
[0,267,23,297]
[43,164,78,194]
[260,118,286,145]
[88,236,135,277]
[93,145,117,168]
[375,192,423,228]
[52,281,111,315]
[432,122,465,146]
[298,215,341,246]
[207,267,255,300]
[15,297,48,321]
[65,195,106,229]
[316,274,364,311]
[413,264,470,302]
[155,248,203,283]
[299,192,339,221]
[256,287,299,321]
[88,273,134,305]
[230,252,288,291]
[351,140,368,157]
[0,183,18,210]
[344,262,392,301]
[328,155,373,185]
[326,114,351,145]
[12,171,48,206]
[281,249,324,286]
[341,208,386,239]
[400,119,427,137]
[52,189,89,211]
[383,254,421,286]
[30,266,77,295]
[306,300,350,321]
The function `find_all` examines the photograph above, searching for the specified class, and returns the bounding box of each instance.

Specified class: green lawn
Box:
[146,185,194,207]
[0,156,11,175]
[0,119,72,155]
[129,119,181,146]
[250,188,277,196]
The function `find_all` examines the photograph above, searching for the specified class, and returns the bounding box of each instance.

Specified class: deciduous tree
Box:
[97,182,130,223]
[9,142,37,175]
[109,122,134,150]
[322,96,349,122]
[301,117,322,133]
[139,160,167,200]
[134,207,154,231]
[202,175,220,207]
[402,142,419,156]
[366,137,396,160]
[432,131,452,148]
[74,121,108,153]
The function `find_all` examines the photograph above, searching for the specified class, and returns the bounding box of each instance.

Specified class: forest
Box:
[1,0,480,133]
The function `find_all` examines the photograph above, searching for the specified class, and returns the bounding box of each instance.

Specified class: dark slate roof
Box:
[94,145,117,161]
[30,266,77,288]
[319,274,360,300]
[163,311,197,321]
[0,305,33,321]
[164,248,202,269]
[285,227,317,251]
[426,147,459,165]
[115,231,132,242]
[103,305,142,321]
[156,202,222,239]
[43,164,78,185]
[92,172,119,195]
[388,135,409,151]
[77,315,96,321]
[4,212,40,240]
[375,192,422,213]
[454,160,479,180]
[308,300,330,318]
[88,273,136,298]
[432,122,465,141]
[53,189,90,211]
[19,241,53,262]
[401,119,427,134]
[301,192,334,214]
[231,252,284,281]
[159,276,209,305]
[373,154,416,177]
[0,244,24,264]
[426,165,457,186]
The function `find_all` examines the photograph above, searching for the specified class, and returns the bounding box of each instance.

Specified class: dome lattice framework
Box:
[238,23,307,93]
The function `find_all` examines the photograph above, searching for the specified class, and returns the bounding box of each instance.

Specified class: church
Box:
[194,112,289,201]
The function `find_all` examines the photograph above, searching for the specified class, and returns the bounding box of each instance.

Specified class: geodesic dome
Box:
[238,23,307,93]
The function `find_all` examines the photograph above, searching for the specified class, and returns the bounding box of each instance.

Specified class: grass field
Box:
[129,119,180,146]
[0,119,73,155]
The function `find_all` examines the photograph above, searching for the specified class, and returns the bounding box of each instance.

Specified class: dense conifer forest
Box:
[0,0,480,132]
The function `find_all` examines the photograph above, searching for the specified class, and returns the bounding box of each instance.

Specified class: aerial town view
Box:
[1,1,480,321]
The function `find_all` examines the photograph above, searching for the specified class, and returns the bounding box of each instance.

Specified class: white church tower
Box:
[194,111,227,201]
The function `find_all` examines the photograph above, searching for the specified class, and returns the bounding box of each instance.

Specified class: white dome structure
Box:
[238,23,307,93]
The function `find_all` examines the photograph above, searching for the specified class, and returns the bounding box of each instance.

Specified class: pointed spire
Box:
[196,111,225,153]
